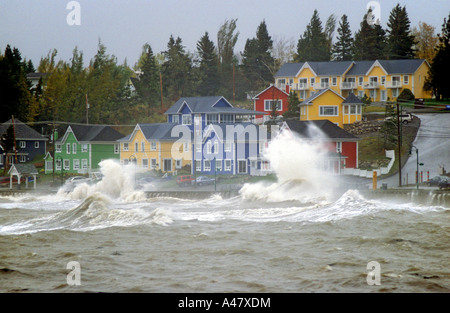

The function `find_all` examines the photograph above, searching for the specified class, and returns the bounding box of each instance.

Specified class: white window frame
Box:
[319,106,339,116]
[358,76,363,86]
[142,158,149,168]
[135,141,139,152]
[66,143,71,154]
[175,159,182,169]
[150,142,157,151]
[225,159,232,171]
[182,114,192,125]
[19,155,26,162]
[82,159,88,169]
[332,77,337,86]
[264,100,282,111]
[215,159,222,171]
[72,143,76,154]
[56,144,62,153]
[403,75,409,85]
[73,159,80,170]
[63,159,70,170]
[123,143,129,151]
[151,158,157,169]
[20,141,26,148]
[114,144,119,154]
[82,144,88,153]
[141,142,145,152]
[206,141,212,154]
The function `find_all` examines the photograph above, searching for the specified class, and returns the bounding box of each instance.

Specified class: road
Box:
[380,113,450,187]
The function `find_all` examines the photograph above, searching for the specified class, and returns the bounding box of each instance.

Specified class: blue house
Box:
[165,96,270,175]
[0,119,48,169]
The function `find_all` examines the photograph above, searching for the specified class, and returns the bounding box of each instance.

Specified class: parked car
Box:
[384,113,413,124]
[192,176,215,186]
[427,175,450,186]
[176,175,194,187]
[438,178,450,190]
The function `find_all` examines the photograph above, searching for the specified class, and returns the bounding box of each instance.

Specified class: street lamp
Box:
[409,145,424,190]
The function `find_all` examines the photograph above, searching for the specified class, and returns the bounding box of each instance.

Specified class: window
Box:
[66,143,71,154]
[183,142,190,152]
[73,159,80,170]
[182,114,192,125]
[20,141,26,148]
[114,144,119,154]
[135,141,139,152]
[175,159,182,169]
[151,158,157,169]
[196,160,201,171]
[298,78,308,89]
[358,91,365,98]
[56,159,62,170]
[310,77,315,87]
[336,142,342,153]
[64,159,70,170]
[403,75,409,85]
[204,160,211,171]
[220,114,234,123]
[344,105,349,114]
[381,76,386,85]
[72,143,77,154]
[225,159,232,171]
[299,90,306,99]
[206,141,212,154]
[319,106,338,116]
[19,155,26,162]
[141,142,145,152]
[56,144,62,153]
[123,143,129,151]
[82,159,88,169]
[238,160,247,174]
[350,105,356,114]
[358,77,363,86]
[171,115,179,124]
[277,78,286,89]
[225,142,232,152]
[142,159,149,168]
[264,100,282,111]
[150,142,157,151]
[392,88,399,98]
[82,144,88,153]
[216,159,222,171]
[213,141,219,154]
[332,77,337,86]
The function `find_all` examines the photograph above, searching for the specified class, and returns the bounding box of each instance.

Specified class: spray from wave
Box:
[240,125,339,203]
[56,159,146,202]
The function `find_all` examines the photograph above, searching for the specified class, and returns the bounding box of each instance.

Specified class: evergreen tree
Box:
[134,44,160,113]
[161,35,193,102]
[0,45,34,122]
[217,19,240,100]
[196,32,220,96]
[386,4,416,59]
[333,14,354,61]
[353,9,387,60]
[295,10,331,62]
[425,13,450,100]
[242,20,275,91]
[283,91,300,119]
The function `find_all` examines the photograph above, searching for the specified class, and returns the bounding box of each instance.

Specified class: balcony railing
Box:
[385,81,403,88]
[315,82,330,89]
[340,82,357,89]
[291,82,310,90]
[364,82,380,89]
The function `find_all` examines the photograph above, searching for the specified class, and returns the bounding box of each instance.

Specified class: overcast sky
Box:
[1,0,449,68]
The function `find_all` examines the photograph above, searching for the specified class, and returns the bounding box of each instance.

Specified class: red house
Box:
[253,84,289,124]
[280,120,359,173]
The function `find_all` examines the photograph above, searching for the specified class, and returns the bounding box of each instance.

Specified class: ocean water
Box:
[0,133,448,293]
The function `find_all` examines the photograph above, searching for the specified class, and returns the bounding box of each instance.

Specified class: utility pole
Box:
[396,101,402,187]
[86,94,89,124]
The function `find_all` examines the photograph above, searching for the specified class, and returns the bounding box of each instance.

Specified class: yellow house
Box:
[275,59,432,102]
[119,123,191,173]
[299,88,363,128]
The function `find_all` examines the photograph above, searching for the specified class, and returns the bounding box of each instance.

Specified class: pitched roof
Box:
[139,123,186,141]
[60,125,124,143]
[0,119,48,141]
[8,163,38,175]
[299,88,344,105]
[165,96,264,115]
[252,84,289,100]
[284,120,359,141]
[275,59,427,77]
[342,93,363,104]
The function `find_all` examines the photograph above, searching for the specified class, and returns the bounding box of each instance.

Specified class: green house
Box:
[48,125,123,174]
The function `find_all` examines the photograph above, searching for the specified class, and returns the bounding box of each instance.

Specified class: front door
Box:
[163,159,172,172]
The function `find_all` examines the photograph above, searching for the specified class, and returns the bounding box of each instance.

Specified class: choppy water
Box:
[0,134,449,293]
[0,184,448,293]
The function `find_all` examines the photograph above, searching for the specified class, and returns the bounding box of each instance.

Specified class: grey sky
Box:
[1,0,449,68]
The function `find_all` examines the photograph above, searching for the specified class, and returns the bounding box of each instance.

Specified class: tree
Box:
[283,91,300,119]
[134,43,160,113]
[425,13,450,100]
[242,20,275,91]
[412,22,438,62]
[386,4,416,59]
[295,10,331,62]
[333,14,354,61]
[217,19,240,100]
[353,8,387,60]
[0,45,35,122]
[161,35,193,102]
[196,32,220,96]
